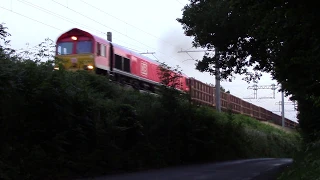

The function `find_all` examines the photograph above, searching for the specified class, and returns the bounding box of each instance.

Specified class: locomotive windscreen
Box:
[57,42,73,55]
[56,40,93,55]
[76,41,92,54]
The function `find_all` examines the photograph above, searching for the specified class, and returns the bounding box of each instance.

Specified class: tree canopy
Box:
[177,0,320,140]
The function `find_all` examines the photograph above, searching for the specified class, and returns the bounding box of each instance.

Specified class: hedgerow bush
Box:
[278,140,320,180]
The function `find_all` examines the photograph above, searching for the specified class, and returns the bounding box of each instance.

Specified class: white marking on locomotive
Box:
[141,62,148,76]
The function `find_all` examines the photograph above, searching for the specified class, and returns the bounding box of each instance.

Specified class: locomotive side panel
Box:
[129,55,139,75]
[112,46,132,74]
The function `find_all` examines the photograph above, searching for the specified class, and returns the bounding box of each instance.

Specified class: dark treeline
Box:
[177,1,320,179]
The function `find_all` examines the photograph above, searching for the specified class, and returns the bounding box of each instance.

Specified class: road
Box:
[78,158,292,180]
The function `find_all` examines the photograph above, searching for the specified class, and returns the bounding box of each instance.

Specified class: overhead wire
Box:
[79,0,176,48]
[175,0,184,5]
[16,0,148,52]
[51,0,173,58]
[50,0,184,64]
[0,6,63,32]
[3,0,181,64]
[0,2,156,62]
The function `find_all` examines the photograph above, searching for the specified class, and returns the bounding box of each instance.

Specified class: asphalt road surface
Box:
[80,158,292,180]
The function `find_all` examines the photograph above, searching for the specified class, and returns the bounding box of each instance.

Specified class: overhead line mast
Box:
[177,48,221,112]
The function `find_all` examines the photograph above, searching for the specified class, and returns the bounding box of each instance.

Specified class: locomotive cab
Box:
[55,28,95,71]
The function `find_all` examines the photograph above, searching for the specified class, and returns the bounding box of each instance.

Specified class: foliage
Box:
[177,0,320,143]
[220,86,230,93]
[207,83,230,93]
[0,24,301,179]
[177,2,320,177]
[0,57,301,179]
[156,61,191,110]
[16,38,56,61]
[157,61,183,88]
[0,23,15,57]
[0,23,10,44]
[177,0,318,84]
[278,141,320,180]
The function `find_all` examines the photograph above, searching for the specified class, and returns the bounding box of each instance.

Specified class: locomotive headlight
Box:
[71,36,77,40]
[84,65,94,70]
[54,67,59,70]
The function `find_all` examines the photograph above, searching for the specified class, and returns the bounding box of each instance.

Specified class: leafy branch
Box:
[157,62,183,89]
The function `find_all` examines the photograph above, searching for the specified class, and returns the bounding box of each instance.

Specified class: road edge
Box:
[251,162,292,180]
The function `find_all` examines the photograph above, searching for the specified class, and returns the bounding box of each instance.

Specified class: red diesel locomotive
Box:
[55,28,189,92]
[55,28,298,129]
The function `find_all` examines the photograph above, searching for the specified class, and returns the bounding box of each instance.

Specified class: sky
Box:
[0,0,298,122]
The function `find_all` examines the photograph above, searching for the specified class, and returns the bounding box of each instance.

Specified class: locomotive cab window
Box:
[57,42,73,55]
[101,44,106,57]
[97,43,106,57]
[77,41,92,54]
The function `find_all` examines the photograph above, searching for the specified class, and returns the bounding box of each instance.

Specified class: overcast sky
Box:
[0,0,298,122]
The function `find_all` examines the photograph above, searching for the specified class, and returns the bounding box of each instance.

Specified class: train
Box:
[54,28,298,129]
[188,78,298,128]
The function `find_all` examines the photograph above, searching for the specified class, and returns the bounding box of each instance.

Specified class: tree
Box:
[177,1,320,140]
[15,38,56,61]
[156,61,190,111]
[0,23,15,57]
[177,0,319,90]
[208,83,230,93]
[157,62,183,89]
[0,23,10,46]
[220,86,230,94]
[1,22,56,64]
